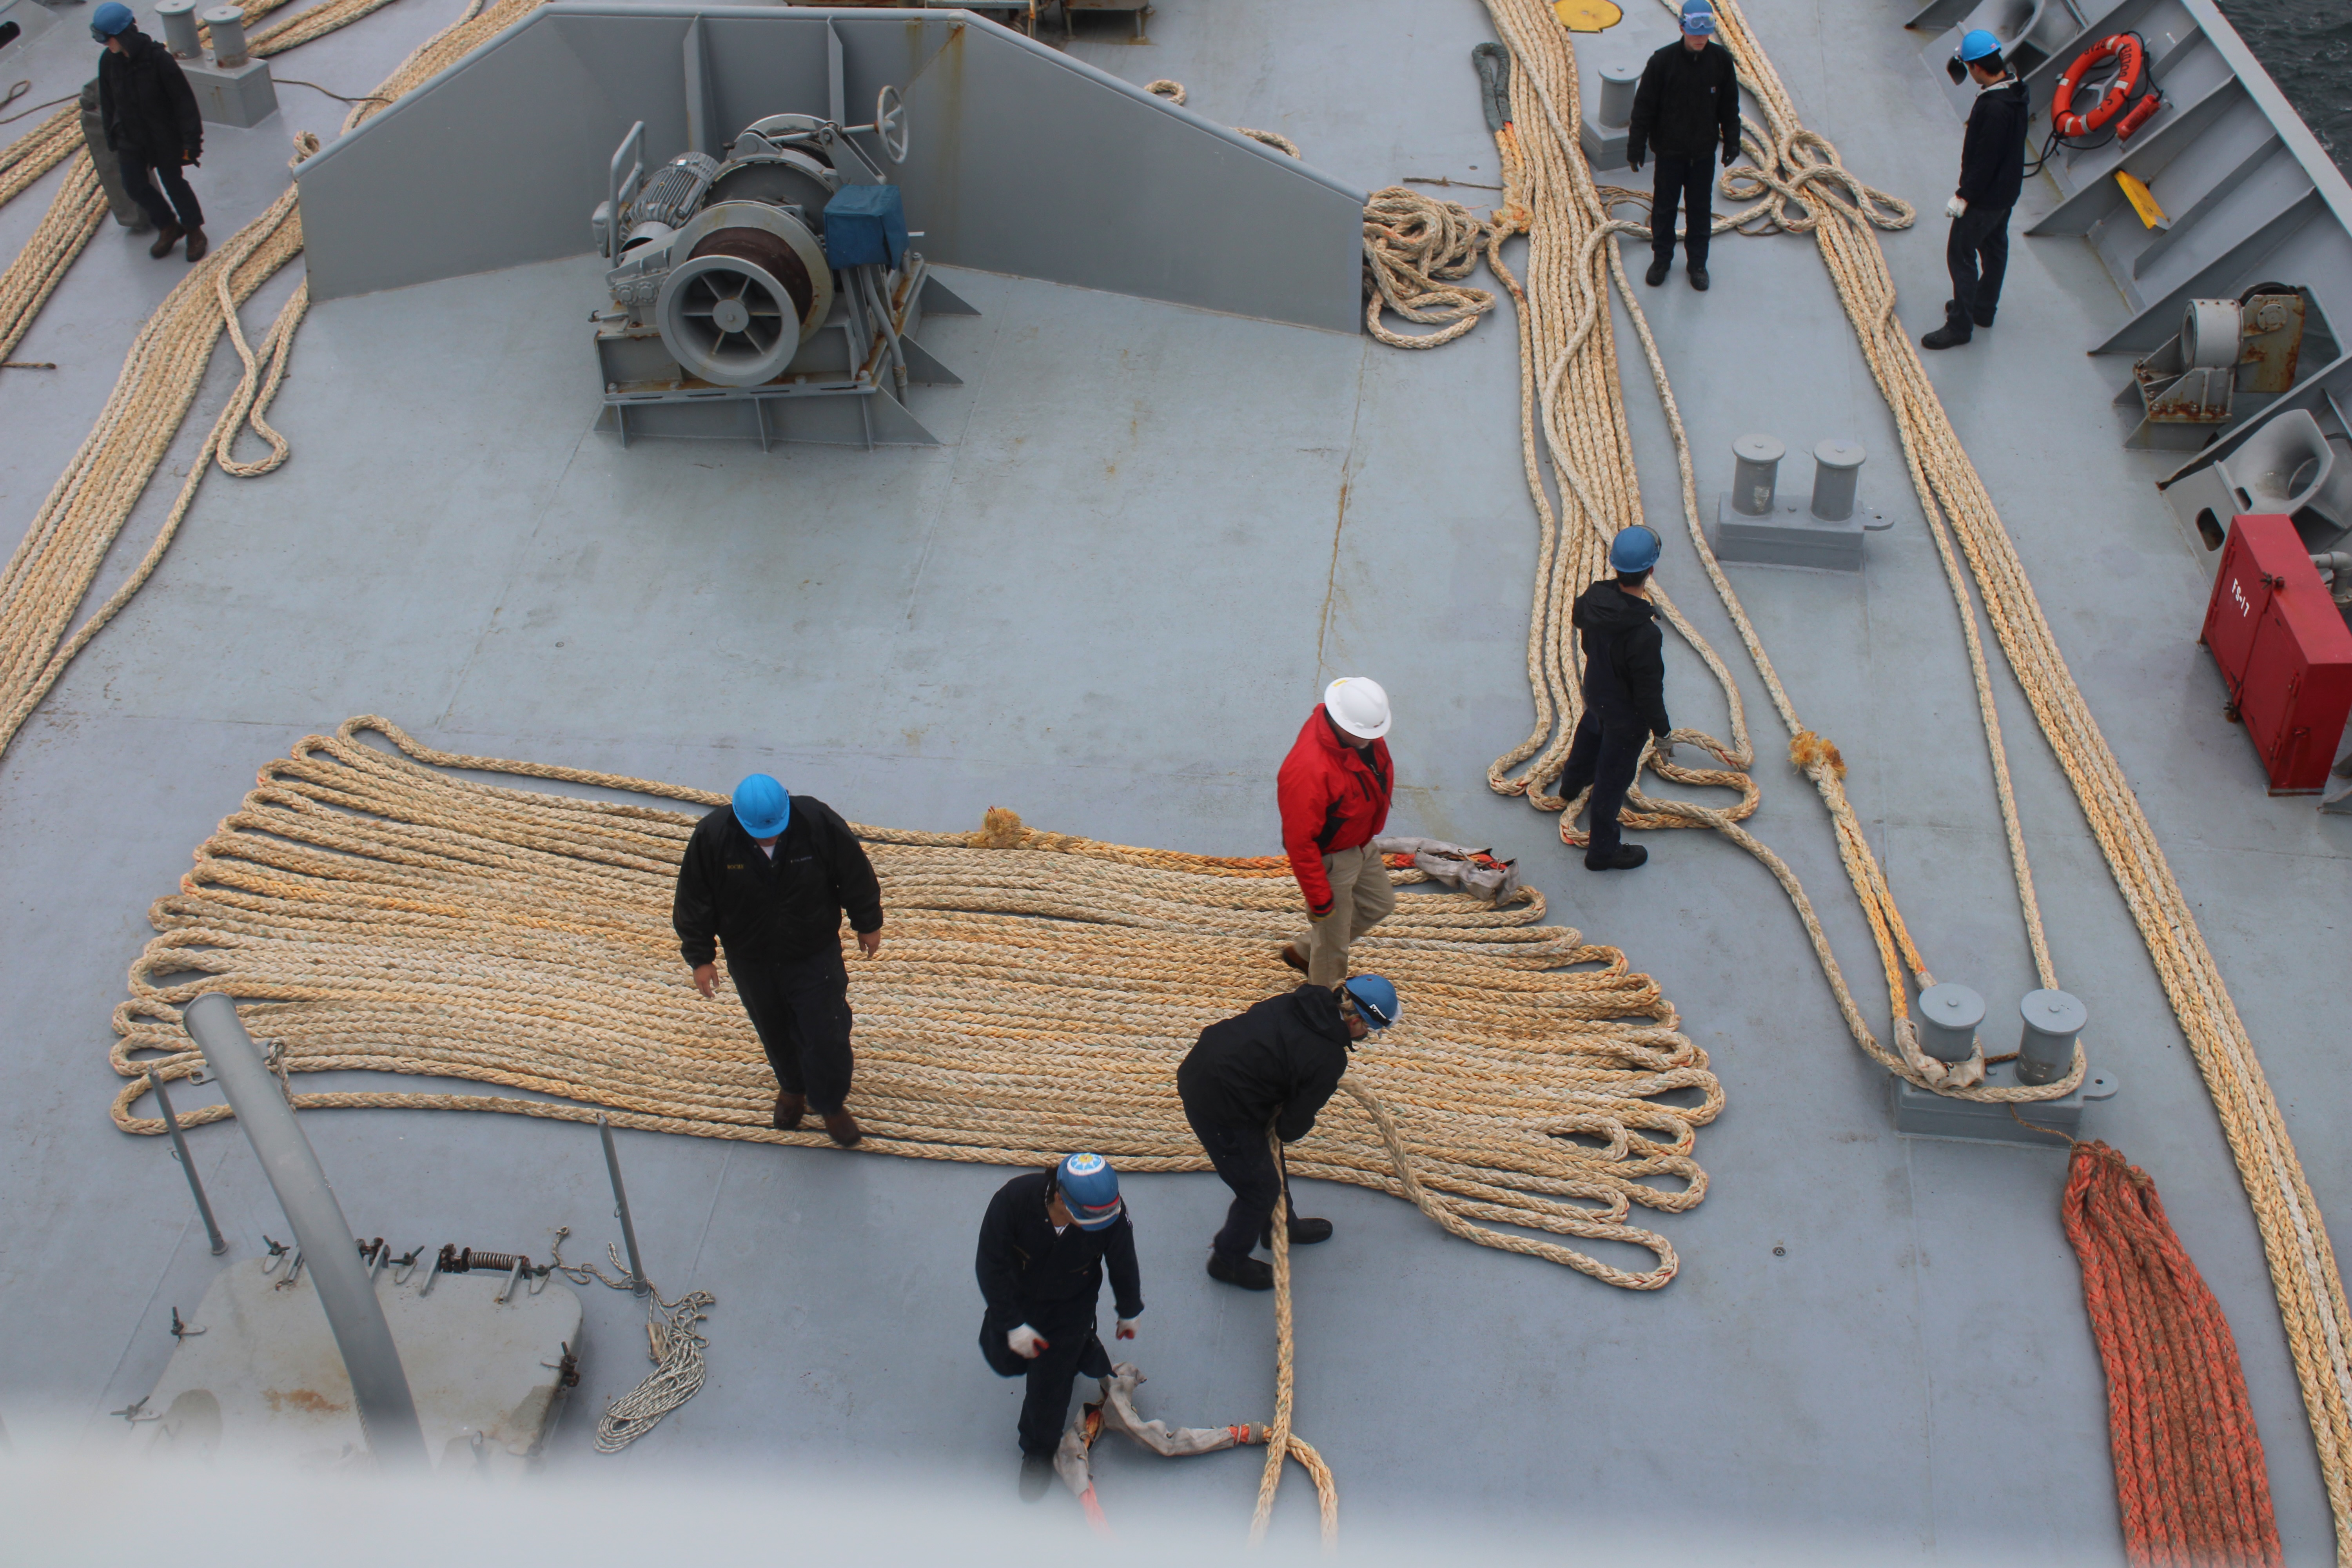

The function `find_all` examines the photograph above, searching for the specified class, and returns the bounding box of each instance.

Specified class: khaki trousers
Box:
[1294,842,1396,987]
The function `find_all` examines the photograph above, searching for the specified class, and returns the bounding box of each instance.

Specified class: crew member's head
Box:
[1053,1153,1124,1230]
[1679,0,1715,48]
[1610,524,1662,590]
[91,1,135,49]
[1337,975,1401,1042]
[1323,676,1392,748]
[731,773,790,844]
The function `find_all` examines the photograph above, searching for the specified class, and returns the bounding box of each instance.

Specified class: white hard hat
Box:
[1323,676,1392,739]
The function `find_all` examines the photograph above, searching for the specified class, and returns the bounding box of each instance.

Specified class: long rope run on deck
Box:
[1673,0,2352,1551]
[1449,3,2075,1109]
[0,0,544,769]
[111,717,1724,1536]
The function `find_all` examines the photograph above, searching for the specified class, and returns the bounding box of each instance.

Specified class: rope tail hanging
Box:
[2062,1140,2285,1568]
[1250,1126,1339,1548]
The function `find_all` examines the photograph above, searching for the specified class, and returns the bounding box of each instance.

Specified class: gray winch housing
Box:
[590,106,974,449]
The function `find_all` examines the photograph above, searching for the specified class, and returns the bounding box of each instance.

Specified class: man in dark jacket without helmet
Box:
[91,1,207,261]
[1627,0,1742,292]
[673,772,882,1146]
[1922,29,2029,350]
[1177,975,1400,1291]
[1561,526,1674,872]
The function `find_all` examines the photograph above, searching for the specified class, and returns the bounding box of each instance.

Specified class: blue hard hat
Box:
[1958,28,2001,60]
[1057,1153,1123,1230]
[1342,974,1401,1031]
[1610,524,1663,574]
[91,2,135,38]
[731,773,790,839]
[1679,0,1717,35]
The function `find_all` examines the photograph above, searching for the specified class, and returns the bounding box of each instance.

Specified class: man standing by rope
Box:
[673,773,882,1146]
[92,2,207,262]
[1921,30,2028,350]
[1177,975,1399,1290]
[1561,526,1673,871]
[1627,0,1741,293]
[1276,677,1395,985]
[977,1153,1142,1500]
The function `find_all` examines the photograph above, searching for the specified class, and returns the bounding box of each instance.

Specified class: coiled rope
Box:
[112,717,1721,1295]
[545,1232,717,1453]
[2060,1138,2285,1566]
[108,716,1725,1539]
[0,0,549,770]
[1686,0,2352,1549]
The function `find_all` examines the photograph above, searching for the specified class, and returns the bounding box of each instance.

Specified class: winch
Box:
[589,89,973,448]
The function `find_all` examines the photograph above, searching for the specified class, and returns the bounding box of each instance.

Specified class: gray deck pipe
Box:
[2016,989,2087,1086]
[1597,64,1640,129]
[1914,982,1984,1063]
[154,0,201,58]
[200,4,248,66]
[1810,438,1865,522]
[1730,434,1784,515]
[182,993,427,1468]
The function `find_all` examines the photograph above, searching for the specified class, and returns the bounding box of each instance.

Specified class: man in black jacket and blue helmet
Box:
[1562,525,1674,872]
[672,772,883,1146]
[91,1,208,261]
[1922,29,2030,350]
[976,1153,1143,1500]
[1627,0,1742,293]
[1178,973,1401,1290]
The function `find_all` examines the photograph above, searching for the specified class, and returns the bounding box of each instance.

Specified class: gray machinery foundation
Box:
[1893,1063,2120,1144]
[134,1262,583,1473]
[181,55,278,129]
[1710,434,1890,570]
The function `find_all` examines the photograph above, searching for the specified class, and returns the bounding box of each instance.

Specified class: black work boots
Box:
[1207,1252,1275,1291]
[1261,1216,1334,1247]
[1019,1452,1055,1501]
[1644,257,1671,287]
[1586,844,1649,871]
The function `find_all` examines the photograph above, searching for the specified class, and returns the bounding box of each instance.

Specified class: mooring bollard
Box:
[2016,989,2088,1085]
[1730,434,1785,516]
[1914,982,1985,1063]
[1809,438,1866,522]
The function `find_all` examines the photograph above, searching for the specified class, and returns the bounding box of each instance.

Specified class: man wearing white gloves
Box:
[1922,28,2029,350]
[975,1154,1143,1500]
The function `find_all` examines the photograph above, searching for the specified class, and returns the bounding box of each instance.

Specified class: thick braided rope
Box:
[1362,185,1495,348]
[111,717,1722,1296]
[1249,1127,1338,1547]
[1693,0,2352,1546]
[1472,0,2079,1104]
[2063,1141,2285,1567]
[0,0,550,772]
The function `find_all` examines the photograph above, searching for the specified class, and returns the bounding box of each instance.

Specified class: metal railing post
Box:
[147,1071,229,1256]
[182,994,428,1468]
[597,1114,648,1295]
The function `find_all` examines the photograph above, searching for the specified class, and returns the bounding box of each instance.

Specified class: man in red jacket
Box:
[1276,677,1395,986]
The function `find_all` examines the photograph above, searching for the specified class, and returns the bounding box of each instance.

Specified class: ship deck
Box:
[0,0,2345,1558]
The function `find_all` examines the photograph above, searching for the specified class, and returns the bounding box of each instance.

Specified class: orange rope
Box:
[2063,1140,2283,1567]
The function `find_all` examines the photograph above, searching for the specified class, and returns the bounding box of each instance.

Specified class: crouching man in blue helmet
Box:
[1563,526,1673,871]
[91,1,208,261]
[1176,974,1398,1290]
[672,773,883,1145]
[976,1153,1143,1500]
[1922,29,2029,350]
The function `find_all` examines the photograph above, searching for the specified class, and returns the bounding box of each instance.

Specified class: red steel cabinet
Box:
[2201,513,2352,794]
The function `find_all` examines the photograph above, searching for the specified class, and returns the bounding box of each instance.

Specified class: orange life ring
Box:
[2049,34,2145,138]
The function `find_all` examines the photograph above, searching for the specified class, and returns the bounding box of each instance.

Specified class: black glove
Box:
[183,148,201,167]
[1722,140,1739,168]
[1628,150,1644,173]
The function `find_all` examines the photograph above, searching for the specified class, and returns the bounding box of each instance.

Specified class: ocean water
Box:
[2212,0,2350,170]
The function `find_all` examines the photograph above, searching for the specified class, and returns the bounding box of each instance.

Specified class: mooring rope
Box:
[1684,0,2352,1548]
[0,0,547,770]
[112,717,1721,1295]
[2056,1137,2285,1566]
[1249,1126,1338,1546]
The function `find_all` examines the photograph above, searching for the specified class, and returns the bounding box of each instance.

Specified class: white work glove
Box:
[1007,1324,1048,1359]
[1115,1317,1140,1341]
[1945,195,1968,218]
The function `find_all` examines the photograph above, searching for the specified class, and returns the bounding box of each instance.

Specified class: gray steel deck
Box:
[0,0,2345,1558]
